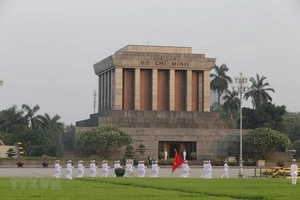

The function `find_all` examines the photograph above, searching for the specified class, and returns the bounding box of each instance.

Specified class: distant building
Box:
[76,45,239,159]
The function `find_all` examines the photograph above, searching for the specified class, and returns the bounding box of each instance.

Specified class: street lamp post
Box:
[233,72,249,178]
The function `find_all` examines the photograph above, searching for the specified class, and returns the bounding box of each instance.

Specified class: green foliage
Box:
[124,145,135,159]
[241,103,286,131]
[292,139,300,159]
[210,64,232,112]
[158,151,165,159]
[243,74,275,109]
[189,152,197,157]
[21,104,40,129]
[0,106,27,133]
[78,125,133,158]
[135,144,146,156]
[282,115,300,142]
[6,148,16,158]
[222,89,240,119]
[0,132,13,145]
[243,127,290,159]
[157,158,173,165]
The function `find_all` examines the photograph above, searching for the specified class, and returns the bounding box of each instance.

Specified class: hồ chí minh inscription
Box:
[140,60,189,67]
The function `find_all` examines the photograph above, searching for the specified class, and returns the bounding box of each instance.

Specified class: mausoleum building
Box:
[76,45,240,160]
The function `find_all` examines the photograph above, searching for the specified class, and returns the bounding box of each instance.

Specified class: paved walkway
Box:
[0,166,264,178]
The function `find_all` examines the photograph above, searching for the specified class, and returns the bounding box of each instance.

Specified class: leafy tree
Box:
[243,74,275,109]
[292,139,300,159]
[282,116,300,142]
[14,129,51,156]
[241,103,286,131]
[210,64,232,112]
[36,113,64,132]
[77,125,133,158]
[243,127,290,160]
[223,89,240,119]
[0,132,13,145]
[0,106,27,133]
[22,104,40,129]
[124,145,135,159]
[6,148,16,157]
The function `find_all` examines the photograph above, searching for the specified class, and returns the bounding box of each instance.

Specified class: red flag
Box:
[172,151,184,173]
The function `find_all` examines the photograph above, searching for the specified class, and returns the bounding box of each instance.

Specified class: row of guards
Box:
[18,142,24,156]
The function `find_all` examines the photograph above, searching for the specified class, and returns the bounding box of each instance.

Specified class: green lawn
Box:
[0,177,298,200]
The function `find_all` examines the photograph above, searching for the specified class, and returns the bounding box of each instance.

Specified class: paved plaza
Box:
[0,166,262,179]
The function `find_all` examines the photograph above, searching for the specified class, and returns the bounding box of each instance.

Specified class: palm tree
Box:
[243,74,275,109]
[210,64,232,112]
[0,106,27,133]
[22,104,40,129]
[223,89,240,119]
[36,113,64,132]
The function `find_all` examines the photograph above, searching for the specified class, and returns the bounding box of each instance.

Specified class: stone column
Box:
[169,69,175,111]
[152,69,158,110]
[198,72,203,111]
[203,70,211,111]
[98,75,102,113]
[186,70,192,111]
[111,70,115,110]
[114,67,123,110]
[135,68,140,110]
[103,72,107,111]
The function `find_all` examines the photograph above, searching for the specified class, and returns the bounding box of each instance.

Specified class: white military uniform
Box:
[290,159,298,185]
[201,160,207,178]
[115,161,122,168]
[164,150,168,160]
[126,161,134,177]
[89,160,97,177]
[221,162,230,178]
[207,161,212,178]
[77,161,85,178]
[53,160,62,178]
[180,161,190,178]
[66,160,74,179]
[101,160,110,177]
[183,150,187,161]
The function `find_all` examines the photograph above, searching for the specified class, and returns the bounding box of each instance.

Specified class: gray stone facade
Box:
[76,45,241,160]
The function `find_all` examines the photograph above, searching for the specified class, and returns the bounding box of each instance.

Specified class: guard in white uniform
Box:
[180,160,191,178]
[183,149,187,161]
[90,160,97,177]
[101,160,110,178]
[141,160,147,177]
[53,160,62,178]
[77,160,85,178]
[221,161,230,178]
[201,160,207,178]
[290,159,298,185]
[116,160,122,168]
[66,160,74,179]
[207,160,212,178]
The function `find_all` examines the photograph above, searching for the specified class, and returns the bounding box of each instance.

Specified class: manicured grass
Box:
[0,177,298,200]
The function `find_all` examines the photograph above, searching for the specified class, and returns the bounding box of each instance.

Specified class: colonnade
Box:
[98,67,211,113]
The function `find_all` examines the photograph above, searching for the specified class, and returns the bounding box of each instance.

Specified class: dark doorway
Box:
[159,141,197,160]
[169,143,180,158]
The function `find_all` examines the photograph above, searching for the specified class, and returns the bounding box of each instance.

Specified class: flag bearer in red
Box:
[172,151,184,174]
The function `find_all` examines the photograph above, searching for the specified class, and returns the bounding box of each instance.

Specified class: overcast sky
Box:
[0,0,300,125]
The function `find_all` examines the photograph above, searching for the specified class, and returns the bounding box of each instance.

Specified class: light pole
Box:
[233,72,249,178]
